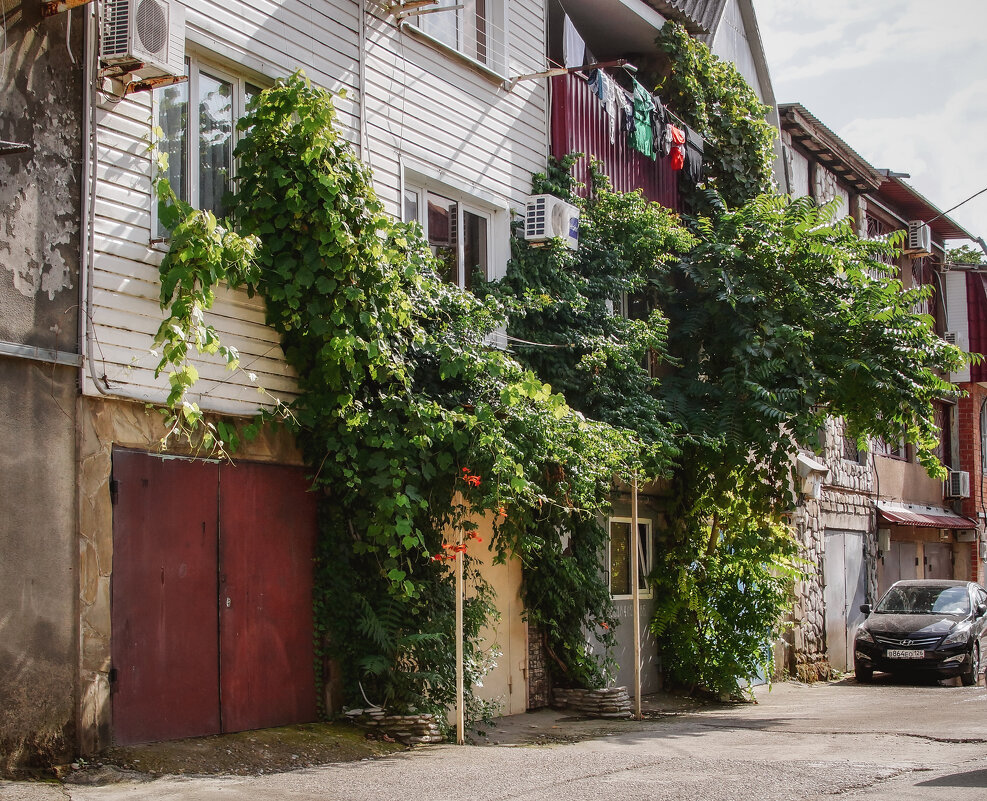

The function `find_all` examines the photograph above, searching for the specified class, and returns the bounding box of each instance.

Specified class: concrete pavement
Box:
[3,676,986,800]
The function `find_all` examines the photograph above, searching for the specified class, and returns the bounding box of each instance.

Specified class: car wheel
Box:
[854,657,873,683]
[961,642,980,687]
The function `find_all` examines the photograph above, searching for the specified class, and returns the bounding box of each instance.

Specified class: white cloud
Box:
[752,0,987,238]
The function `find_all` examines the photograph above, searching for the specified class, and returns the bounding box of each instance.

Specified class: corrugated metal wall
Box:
[968,272,987,383]
[550,74,679,210]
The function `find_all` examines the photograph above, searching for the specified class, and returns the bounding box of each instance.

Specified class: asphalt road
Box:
[4,675,987,800]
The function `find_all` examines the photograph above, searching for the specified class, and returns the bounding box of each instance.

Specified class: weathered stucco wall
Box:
[0,0,83,777]
[0,362,78,775]
[0,0,82,351]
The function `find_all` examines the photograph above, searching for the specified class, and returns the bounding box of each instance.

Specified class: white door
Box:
[824,530,867,672]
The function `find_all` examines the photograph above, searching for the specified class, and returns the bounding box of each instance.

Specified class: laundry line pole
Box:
[631,471,642,720]
[455,526,465,745]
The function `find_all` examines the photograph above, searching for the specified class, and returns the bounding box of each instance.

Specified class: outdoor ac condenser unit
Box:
[905,220,933,257]
[945,470,971,500]
[943,331,969,351]
[100,0,185,80]
[524,194,580,250]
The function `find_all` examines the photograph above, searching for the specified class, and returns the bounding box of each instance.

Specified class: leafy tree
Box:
[498,168,969,695]
[654,22,776,208]
[947,244,986,265]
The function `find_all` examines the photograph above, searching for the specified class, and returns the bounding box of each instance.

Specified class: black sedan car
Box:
[854,579,987,685]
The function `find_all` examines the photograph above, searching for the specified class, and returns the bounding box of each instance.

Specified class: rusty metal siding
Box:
[550,74,679,210]
[968,272,987,384]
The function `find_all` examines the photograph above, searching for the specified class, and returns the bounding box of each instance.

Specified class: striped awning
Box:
[877,502,977,530]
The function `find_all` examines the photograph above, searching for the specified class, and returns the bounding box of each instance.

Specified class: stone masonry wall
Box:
[791,418,875,682]
[526,621,551,710]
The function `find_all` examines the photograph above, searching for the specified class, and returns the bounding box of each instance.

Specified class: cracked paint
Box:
[1,81,78,300]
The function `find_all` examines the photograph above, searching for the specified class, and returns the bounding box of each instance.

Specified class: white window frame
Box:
[607,516,653,600]
[403,179,497,290]
[152,51,259,238]
[405,0,509,78]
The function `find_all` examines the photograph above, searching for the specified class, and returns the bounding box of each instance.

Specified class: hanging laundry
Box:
[619,88,635,139]
[630,79,655,159]
[668,125,686,171]
[653,97,671,159]
[684,126,704,183]
[563,14,586,68]
[587,69,619,145]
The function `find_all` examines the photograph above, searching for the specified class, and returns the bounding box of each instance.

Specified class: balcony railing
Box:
[550,72,679,210]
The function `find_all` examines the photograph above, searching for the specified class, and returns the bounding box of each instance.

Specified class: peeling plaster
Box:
[0,82,78,300]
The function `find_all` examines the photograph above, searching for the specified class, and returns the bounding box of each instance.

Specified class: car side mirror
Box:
[860,603,871,615]
[976,602,986,617]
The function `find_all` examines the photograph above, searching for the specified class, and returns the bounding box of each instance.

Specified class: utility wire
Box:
[928,185,987,224]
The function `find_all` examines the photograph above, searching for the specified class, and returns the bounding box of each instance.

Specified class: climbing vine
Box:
[654,22,777,209]
[152,73,642,723]
[497,155,969,695]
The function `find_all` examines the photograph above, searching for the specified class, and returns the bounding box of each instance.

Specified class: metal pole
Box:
[631,472,642,719]
[455,528,465,744]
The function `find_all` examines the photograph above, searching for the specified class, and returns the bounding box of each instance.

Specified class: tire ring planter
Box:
[551,686,633,718]
[343,708,445,744]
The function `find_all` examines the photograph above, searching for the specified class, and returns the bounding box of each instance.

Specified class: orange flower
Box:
[599,621,610,630]
[497,506,507,519]
[465,474,481,487]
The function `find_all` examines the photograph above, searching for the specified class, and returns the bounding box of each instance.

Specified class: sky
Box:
[751,0,987,243]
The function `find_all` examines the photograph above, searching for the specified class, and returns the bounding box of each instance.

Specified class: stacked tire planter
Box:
[551,686,632,718]
[343,708,445,744]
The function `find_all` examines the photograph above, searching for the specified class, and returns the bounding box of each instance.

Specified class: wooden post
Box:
[455,528,465,744]
[631,472,642,720]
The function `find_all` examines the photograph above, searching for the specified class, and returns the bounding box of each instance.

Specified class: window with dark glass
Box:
[609,519,652,598]
[404,184,491,291]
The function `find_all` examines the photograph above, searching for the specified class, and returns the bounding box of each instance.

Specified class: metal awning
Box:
[877,501,977,530]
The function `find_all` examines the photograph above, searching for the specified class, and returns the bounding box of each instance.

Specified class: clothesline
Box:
[577,66,704,147]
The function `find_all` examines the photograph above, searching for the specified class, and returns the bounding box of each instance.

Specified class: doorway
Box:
[110,450,318,745]
[823,529,867,672]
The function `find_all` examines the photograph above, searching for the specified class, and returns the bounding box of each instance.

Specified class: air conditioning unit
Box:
[905,220,933,257]
[943,331,970,352]
[100,0,185,81]
[945,470,971,499]
[524,194,580,250]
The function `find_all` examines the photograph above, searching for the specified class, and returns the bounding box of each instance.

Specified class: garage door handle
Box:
[226,597,231,608]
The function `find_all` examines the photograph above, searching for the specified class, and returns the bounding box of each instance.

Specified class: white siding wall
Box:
[87,0,360,413]
[86,0,548,413]
[710,0,764,101]
[945,271,972,384]
[362,0,549,281]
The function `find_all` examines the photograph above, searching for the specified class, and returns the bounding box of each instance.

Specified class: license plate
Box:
[886,649,924,659]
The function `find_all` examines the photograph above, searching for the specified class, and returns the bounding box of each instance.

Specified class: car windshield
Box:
[875,585,970,616]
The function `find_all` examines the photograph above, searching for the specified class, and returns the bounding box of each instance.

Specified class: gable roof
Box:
[779,103,885,193]
[877,177,975,242]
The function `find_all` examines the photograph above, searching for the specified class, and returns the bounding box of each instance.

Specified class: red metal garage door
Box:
[110,451,222,744]
[219,462,318,732]
[111,451,317,745]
